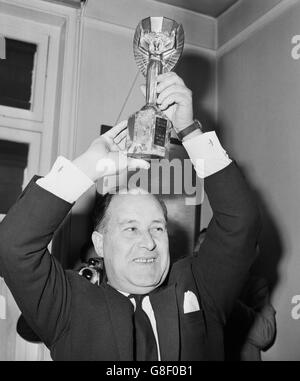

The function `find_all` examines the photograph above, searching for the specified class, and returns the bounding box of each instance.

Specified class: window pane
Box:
[0,140,28,213]
[0,38,37,110]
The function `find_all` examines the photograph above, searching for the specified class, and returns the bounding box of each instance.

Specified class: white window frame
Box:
[0,15,49,123]
[0,125,41,267]
[0,126,41,186]
[0,127,40,244]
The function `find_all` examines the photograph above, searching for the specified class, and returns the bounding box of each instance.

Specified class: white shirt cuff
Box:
[182,131,232,178]
[36,156,94,203]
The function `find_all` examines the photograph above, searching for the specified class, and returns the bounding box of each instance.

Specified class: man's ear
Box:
[91,231,104,258]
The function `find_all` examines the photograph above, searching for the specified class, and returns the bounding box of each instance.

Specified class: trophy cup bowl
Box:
[126,17,184,160]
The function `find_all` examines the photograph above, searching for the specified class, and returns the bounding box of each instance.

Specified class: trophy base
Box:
[127,152,163,161]
[126,106,171,160]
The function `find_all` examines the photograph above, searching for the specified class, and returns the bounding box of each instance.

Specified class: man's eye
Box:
[125,227,137,232]
[152,226,164,232]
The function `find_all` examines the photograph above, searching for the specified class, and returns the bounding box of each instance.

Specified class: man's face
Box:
[93,193,170,294]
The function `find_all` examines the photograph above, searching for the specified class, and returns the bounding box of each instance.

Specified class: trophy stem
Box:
[146,57,163,106]
[127,17,184,160]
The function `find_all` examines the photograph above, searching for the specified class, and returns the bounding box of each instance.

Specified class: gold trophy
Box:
[126,17,184,159]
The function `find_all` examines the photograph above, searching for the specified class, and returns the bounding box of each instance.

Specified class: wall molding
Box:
[217,0,298,58]
[84,0,297,58]
[85,0,217,50]
[83,15,217,57]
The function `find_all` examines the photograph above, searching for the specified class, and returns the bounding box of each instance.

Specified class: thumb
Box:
[127,157,150,171]
[140,84,146,98]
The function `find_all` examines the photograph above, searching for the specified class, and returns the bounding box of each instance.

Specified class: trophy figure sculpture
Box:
[126,17,184,159]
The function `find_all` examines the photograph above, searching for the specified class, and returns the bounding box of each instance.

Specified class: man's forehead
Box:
[108,193,166,221]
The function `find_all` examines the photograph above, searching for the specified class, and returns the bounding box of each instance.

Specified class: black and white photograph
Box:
[0,0,299,364]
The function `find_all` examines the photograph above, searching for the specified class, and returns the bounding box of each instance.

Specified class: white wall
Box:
[217,0,300,360]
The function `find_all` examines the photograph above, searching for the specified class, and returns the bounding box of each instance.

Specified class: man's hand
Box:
[72,120,149,182]
[141,72,194,134]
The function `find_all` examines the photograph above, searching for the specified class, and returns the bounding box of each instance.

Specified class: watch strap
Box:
[177,120,203,140]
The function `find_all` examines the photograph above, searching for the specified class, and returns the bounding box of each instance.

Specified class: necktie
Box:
[129,294,158,361]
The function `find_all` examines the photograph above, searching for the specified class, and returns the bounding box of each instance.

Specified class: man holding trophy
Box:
[0,17,260,361]
[127,16,186,159]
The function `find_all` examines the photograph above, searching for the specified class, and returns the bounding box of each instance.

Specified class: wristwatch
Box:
[176,119,203,141]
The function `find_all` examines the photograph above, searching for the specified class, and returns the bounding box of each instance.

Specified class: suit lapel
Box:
[102,284,134,361]
[149,284,180,361]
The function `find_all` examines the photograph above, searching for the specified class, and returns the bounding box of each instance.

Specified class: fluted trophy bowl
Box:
[126,17,184,160]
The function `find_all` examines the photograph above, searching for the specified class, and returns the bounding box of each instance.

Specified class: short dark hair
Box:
[93,191,168,232]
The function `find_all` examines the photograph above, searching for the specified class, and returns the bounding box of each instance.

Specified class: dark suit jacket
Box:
[0,162,260,361]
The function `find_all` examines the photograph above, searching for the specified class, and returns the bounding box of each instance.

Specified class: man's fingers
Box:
[161,103,176,121]
[156,72,185,93]
[113,129,127,144]
[96,157,118,176]
[157,85,191,105]
[95,152,150,177]
[127,158,150,171]
[115,135,127,151]
[160,93,189,111]
[105,120,127,139]
[157,72,184,83]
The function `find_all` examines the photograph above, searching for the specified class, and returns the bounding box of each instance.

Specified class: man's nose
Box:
[139,230,156,251]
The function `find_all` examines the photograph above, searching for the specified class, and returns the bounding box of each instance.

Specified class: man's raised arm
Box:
[155,72,261,325]
[0,121,149,347]
[183,126,260,325]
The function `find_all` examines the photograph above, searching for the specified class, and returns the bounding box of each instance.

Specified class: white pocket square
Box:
[183,291,200,314]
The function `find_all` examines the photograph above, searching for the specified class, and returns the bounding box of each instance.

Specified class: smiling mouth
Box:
[133,258,156,264]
